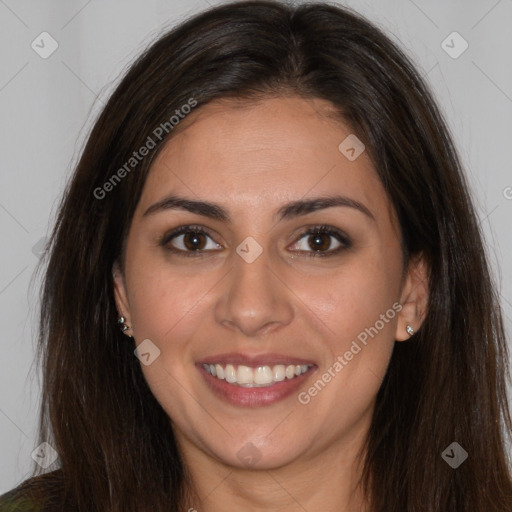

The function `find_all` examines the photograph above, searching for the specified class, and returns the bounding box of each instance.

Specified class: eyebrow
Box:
[143,194,375,222]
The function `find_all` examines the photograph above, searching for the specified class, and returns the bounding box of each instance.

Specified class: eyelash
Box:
[159,224,352,259]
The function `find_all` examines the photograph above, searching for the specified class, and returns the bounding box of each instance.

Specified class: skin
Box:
[113,96,429,511]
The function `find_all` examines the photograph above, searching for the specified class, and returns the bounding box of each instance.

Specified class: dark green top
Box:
[0,471,65,511]
[0,488,44,511]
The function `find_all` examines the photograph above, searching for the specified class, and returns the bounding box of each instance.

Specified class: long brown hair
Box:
[3,1,511,510]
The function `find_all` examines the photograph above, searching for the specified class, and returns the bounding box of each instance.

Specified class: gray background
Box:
[1,0,511,492]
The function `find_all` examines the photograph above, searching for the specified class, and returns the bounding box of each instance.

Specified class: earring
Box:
[406,325,415,336]
[117,316,133,337]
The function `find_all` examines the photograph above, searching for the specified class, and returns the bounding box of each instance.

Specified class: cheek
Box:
[124,235,211,337]
[125,263,213,421]
[298,285,398,442]
[128,266,210,349]
[308,256,401,345]
[304,250,401,399]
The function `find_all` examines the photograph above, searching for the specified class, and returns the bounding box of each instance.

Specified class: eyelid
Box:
[160,224,218,244]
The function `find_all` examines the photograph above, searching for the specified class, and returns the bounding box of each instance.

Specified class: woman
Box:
[1,1,511,510]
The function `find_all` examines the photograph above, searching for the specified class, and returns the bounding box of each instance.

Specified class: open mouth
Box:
[202,363,313,387]
[197,357,317,407]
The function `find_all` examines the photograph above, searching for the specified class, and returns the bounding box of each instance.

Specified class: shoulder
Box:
[0,486,45,512]
[0,470,66,512]
[0,487,40,511]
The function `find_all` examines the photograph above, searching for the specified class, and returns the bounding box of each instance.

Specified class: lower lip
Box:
[197,364,316,408]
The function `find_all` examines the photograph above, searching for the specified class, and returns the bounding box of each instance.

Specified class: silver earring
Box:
[117,316,133,337]
[406,325,414,336]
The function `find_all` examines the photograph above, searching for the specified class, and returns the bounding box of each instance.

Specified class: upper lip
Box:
[197,352,316,368]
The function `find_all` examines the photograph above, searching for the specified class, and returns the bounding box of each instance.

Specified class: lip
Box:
[197,352,316,367]
[196,354,317,408]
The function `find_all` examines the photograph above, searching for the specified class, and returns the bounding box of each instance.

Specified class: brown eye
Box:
[161,226,222,256]
[182,232,207,251]
[307,233,332,252]
[289,225,351,257]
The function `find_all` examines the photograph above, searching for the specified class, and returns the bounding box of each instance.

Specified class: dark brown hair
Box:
[2,1,511,510]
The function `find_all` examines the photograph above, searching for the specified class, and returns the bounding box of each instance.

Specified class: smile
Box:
[197,356,317,407]
[202,363,313,387]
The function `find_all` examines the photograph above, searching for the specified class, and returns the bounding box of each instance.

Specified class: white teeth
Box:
[215,364,225,380]
[225,364,236,383]
[273,364,285,382]
[254,366,273,385]
[202,362,312,387]
[237,365,253,384]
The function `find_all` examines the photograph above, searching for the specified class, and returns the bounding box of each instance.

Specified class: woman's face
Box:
[114,96,426,471]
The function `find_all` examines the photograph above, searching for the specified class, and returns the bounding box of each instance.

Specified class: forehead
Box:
[137,96,392,223]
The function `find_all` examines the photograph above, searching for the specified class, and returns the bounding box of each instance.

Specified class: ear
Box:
[395,253,429,341]
[112,260,132,327]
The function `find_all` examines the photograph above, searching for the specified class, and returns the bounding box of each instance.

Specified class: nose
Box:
[213,247,294,338]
